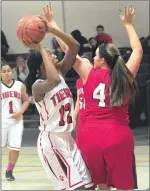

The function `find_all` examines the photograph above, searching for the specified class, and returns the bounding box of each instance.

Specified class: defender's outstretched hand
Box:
[120,5,135,26]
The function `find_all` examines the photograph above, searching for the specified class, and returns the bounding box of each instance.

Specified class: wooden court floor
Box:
[1,145,149,190]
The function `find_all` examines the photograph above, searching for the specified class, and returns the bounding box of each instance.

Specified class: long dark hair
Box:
[1,58,12,69]
[25,50,43,95]
[99,43,138,106]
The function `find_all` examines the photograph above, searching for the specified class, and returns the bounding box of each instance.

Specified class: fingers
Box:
[127,5,135,15]
[23,38,32,45]
[122,5,135,17]
[131,8,135,15]
[124,6,127,17]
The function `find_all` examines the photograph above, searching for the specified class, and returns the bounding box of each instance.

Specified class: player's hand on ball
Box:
[12,111,22,120]
[119,5,135,26]
[41,2,54,23]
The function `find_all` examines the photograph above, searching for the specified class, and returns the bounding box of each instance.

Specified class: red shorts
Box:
[80,122,134,190]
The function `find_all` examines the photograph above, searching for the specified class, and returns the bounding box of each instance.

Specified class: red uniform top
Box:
[84,68,129,125]
[95,33,112,44]
[76,78,85,113]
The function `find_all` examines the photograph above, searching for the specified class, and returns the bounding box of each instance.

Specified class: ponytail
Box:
[110,55,138,106]
[25,50,42,95]
[99,43,138,106]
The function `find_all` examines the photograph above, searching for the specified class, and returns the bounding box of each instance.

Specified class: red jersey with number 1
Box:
[83,68,129,125]
[34,75,74,132]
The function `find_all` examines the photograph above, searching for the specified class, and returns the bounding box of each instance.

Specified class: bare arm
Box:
[49,25,80,76]
[120,5,143,77]
[74,92,80,130]
[20,83,30,114]
[12,83,30,120]
[51,21,92,82]
[125,25,143,77]
[41,3,92,81]
[74,92,80,122]
[32,47,61,102]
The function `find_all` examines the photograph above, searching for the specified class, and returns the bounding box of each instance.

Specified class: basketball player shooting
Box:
[1,62,30,181]
[50,4,143,190]
[21,5,94,190]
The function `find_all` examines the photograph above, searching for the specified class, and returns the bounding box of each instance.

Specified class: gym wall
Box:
[2,1,149,54]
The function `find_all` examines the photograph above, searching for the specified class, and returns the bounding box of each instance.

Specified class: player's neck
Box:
[3,79,14,87]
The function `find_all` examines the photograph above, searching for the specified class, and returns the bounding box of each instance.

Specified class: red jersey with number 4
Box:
[84,68,129,125]
[1,80,22,121]
[76,78,85,113]
[34,75,74,132]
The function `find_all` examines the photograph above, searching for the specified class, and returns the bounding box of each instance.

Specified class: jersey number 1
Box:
[59,103,72,126]
[93,83,106,107]
[9,101,13,114]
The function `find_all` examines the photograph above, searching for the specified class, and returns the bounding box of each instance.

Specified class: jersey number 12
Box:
[59,103,72,126]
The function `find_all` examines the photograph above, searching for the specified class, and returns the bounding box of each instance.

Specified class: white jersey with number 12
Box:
[34,75,74,132]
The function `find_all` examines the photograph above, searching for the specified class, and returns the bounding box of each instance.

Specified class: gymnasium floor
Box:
[1,127,149,190]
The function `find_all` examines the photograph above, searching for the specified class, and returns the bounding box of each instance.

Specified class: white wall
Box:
[2,1,64,54]
[64,1,149,47]
[2,1,149,54]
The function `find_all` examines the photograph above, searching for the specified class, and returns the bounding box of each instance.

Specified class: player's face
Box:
[1,65,12,82]
[94,48,105,68]
[46,49,59,66]
[40,53,59,79]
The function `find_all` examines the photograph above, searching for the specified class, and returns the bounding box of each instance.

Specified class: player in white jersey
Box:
[22,5,94,190]
[1,62,30,181]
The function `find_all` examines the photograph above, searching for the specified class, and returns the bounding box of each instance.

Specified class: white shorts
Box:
[1,119,24,151]
[37,131,94,190]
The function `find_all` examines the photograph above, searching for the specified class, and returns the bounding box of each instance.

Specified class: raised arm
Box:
[120,5,143,77]
[42,4,80,76]
[23,42,61,102]
[41,3,92,82]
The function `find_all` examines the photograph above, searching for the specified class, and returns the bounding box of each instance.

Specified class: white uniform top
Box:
[1,80,22,122]
[34,75,74,132]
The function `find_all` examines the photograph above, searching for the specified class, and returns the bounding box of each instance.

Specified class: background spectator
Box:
[12,56,29,82]
[71,29,88,55]
[95,25,112,45]
[1,30,9,61]
[88,37,98,58]
[52,37,64,61]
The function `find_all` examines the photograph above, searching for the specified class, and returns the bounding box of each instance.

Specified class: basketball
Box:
[16,16,47,44]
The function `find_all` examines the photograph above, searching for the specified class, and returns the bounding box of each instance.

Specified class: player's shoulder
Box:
[13,80,24,88]
[86,68,111,83]
[14,80,23,85]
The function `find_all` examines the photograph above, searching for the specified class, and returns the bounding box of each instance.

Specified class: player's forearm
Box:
[74,99,79,121]
[20,101,30,114]
[125,24,143,52]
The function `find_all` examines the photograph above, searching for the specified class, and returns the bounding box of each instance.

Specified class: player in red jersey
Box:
[74,58,92,149]
[74,77,85,148]
[52,5,142,190]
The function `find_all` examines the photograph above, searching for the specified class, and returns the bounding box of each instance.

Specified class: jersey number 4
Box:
[93,83,106,107]
[9,101,14,114]
[59,103,72,126]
